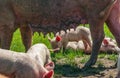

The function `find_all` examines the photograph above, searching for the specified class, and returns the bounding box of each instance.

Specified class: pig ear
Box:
[43,70,54,78]
[103,39,109,45]
[55,36,61,42]
[45,62,55,71]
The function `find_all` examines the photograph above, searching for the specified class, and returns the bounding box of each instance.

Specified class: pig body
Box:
[0,0,117,67]
[0,43,54,78]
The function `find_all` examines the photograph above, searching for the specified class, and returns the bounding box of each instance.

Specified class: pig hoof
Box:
[83,59,96,68]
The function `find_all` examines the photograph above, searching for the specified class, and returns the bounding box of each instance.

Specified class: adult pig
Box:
[0,0,116,67]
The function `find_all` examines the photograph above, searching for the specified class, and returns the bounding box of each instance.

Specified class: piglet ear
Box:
[45,62,55,71]
[55,36,61,42]
[43,70,54,78]
[103,39,109,45]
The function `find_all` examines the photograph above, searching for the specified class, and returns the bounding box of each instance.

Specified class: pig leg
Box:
[20,25,32,51]
[84,20,105,67]
[0,25,15,49]
[1,33,13,49]
[0,7,16,49]
[84,0,116,68]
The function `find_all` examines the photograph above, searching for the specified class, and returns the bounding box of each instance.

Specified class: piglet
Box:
[27,43,55,71]
[100,37,119,53]
[0,43,54,78]
[48,26,92,53]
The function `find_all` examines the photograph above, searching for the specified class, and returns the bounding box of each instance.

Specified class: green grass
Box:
[10,23,114,51]
[10,24,117,77]
[10,29,25,52]
[104,23,114,38]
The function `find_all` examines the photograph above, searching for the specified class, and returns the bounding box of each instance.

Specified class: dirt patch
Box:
[54,58,118,78]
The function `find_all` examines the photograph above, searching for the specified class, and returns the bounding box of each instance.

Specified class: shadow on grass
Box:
[54,63,116,77]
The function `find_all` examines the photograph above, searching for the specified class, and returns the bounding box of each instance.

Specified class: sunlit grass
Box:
[10,29,25,52]
[104,23,114,39]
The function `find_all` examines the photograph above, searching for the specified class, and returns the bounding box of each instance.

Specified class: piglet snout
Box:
[43,70,54,78]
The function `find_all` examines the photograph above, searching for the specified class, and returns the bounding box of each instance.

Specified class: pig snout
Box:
[43,70,54,78]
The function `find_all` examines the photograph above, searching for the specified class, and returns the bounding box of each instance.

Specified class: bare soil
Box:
[54,58,118,78]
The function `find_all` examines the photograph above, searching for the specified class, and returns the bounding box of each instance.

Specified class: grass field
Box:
[10,24,118,77]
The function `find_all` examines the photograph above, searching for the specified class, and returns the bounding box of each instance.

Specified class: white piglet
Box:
[0,43,54,78]
[49,26,92,53]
